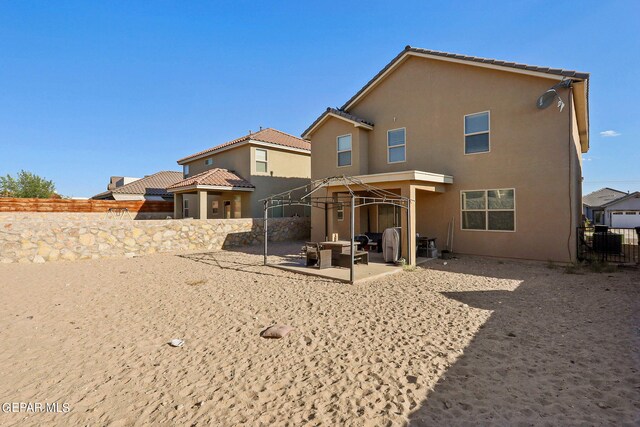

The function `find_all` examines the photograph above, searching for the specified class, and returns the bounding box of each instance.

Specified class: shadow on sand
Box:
[408,260,639,426]
[177,241,334,284]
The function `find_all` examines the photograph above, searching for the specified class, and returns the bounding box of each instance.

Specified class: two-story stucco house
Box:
[168,128,311,219]
[302,46,590,263]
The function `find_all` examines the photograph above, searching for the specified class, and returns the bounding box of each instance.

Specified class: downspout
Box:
[567,86,575,262]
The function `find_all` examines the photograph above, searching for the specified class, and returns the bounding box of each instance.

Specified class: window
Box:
[387,128,406,163]
[211,200,219,215]
[337,134,352,167]
[337,204,344,221]
[461,189,515,231]
[183,199,189,218]
[594,211,603,224]
[270,201,284,218]
[204,158,213,166]
[183,164,190,177]
[223,200,231,219]
[464,111,490,154]
[256,149,267,173]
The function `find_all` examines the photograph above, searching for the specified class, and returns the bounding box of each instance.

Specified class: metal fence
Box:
[577,226,639,264]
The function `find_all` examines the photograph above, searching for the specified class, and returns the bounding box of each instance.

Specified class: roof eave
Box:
[341,49,586,112]
[302,111,373,140]
[572,80,590,153]
[177,140,309,165]
[167,184,255,193]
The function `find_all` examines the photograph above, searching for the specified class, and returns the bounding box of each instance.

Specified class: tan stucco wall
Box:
[248,146,311,218]
[179,144,311,219]
[310,122,369,179]
[309,55,585,262]
[183,145,251,179]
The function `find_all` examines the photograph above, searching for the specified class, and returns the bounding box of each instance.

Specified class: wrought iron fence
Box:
[577,226,639,264]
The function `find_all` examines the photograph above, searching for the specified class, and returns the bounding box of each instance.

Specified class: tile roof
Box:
[101,171,183,197]
[341,46,590,111]
[583,187,628,207]
[301,107,374,139]
[177,128,310,164]
[600,191,639,208]
[167,168,254,190]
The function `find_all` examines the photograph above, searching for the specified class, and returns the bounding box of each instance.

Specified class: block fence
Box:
[0,217,310,264]
[0,198,173,213]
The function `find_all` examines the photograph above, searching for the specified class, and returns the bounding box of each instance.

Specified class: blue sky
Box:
[1,0,638,197]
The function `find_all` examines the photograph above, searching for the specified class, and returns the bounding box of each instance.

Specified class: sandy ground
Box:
[0,242,638,426]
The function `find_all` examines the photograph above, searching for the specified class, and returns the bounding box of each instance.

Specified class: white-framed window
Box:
[256,149,268,173]
[183,199,189,218]
[461,188,515,231]
[387,128,406,163]
[204,158,213,166]
[337,204,344,221]
[464,111,490,154]
[337,134,352,167]
[183,164,190,177]
[211,200,219,215]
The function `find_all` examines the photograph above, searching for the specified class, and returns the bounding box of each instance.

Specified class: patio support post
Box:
[173,193,183,219]
[324,202,328,241]
[350,194,355,284]
[198,190,207,219]
[407,199,412,266]
[263,200,268,266]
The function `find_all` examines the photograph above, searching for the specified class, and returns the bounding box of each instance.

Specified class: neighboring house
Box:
[168,128,311,219]
[108,176,141,190]
[601,191,640,228]
[582,187,627,224]
[92,171,183,201]
[302,46,590,263]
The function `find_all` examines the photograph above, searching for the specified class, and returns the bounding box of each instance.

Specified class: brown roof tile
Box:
[106,171,183,196]
[177,128,310,164]
[167,168,254,190]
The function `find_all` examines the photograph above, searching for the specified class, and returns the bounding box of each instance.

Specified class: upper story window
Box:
[464,111,490,154]
[337,134,352,167]
[255,149,268,173]
[183,164,190,177]
[461,188,515,231]
[204,158,213,166]
[387,128,406,163]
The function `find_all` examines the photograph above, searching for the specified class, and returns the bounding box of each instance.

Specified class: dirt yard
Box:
[0,242,638,426]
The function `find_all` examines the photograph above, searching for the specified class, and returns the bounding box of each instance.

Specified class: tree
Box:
[0,170,57,198]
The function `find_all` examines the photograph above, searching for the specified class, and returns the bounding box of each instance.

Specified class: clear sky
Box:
[1,0,638,197]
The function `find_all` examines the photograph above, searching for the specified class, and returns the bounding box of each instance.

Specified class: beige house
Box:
[168,128,311,219]
[302,46,590,263]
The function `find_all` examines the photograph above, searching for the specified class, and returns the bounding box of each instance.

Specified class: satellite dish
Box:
[536,89,558,110]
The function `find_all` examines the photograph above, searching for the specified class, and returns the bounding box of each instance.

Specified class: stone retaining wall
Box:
[0,217,310,264]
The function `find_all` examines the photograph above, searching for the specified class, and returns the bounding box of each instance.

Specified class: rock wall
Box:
[0,217,310,264]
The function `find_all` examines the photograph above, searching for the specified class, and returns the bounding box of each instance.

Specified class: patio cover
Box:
[261,176,413,283]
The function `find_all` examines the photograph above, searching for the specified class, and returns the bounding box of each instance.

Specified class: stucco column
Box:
[198,190,207,220]
[401,184,416,266]
[173,193,183,219]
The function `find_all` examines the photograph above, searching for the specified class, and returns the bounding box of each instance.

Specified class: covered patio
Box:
[167,168,255,219]
[262,175,447,283]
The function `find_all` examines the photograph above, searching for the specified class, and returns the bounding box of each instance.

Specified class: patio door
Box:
[378,204,400,231]
[224,200,231,219]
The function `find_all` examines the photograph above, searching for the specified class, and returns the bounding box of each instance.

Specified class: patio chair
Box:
[305,242,332,269]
